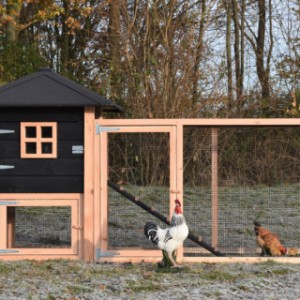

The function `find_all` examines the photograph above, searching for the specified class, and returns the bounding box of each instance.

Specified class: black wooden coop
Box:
[0,68,120,261]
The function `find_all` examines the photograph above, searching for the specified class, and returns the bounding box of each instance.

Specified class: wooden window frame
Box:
[20,122,57,158]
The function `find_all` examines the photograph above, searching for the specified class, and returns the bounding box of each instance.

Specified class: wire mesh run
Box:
[108,185,169,249]
[183,127,300,257]
[7,206,71,248]
[107,132,170,250]
[105,126,300,257]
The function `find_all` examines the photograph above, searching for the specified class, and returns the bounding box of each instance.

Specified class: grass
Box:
[0,260,299,299]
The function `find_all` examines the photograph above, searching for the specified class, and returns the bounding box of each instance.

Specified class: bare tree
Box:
[108,0,122,103]
[245,0,273,99]
[224,0,233,108]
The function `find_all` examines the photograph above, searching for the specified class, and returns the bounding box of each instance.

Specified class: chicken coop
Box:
[1,69,300,263]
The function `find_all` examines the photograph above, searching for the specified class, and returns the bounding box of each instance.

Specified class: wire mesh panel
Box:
[107,132,170,250]
[183,126,300,257]
[183,127,213,255]
[7,206,71,248]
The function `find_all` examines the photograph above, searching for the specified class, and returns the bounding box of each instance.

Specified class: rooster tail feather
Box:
[144,222,159,245]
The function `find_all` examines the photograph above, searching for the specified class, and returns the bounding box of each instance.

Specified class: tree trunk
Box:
[240,0,245,101]
[256,0,270,99]
[232,0,243,101]
[6,0,21,42]
[108,0,122,103]
[192,0,206,105]
[225,0,233,108]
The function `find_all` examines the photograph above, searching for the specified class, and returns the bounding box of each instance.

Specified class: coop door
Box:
[0,197,81,256]
[95,122,178,260]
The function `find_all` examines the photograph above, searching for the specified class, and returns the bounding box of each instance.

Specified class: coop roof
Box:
[0,68,122,111]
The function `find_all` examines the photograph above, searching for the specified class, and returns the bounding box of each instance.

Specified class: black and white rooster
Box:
[144,199,189,267]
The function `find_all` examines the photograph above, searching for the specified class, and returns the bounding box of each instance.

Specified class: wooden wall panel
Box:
[0,108,84,193]
[0,177,83,193]
[0,108,83,122]
[0,160,83,175]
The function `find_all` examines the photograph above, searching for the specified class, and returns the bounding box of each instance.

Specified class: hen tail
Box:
[144,222,159,245]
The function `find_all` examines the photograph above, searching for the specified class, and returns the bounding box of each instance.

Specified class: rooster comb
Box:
[175,199,181,207]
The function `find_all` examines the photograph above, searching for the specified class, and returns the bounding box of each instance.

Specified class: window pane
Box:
[42,126,53,138]
[42,142,53,154]
[26,142,36,154]
[26,127,36,138]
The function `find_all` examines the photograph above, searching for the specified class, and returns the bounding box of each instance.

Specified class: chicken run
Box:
[105,120,300,264]
[3,118,300,263]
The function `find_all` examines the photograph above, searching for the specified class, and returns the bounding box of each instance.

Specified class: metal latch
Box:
[96,124,120,135]
[0,165,14,170]
[72,145,84,154]
[96,248,120,259]
[0,129,14,134]
[0,201,19,206]
[0,249,20,254]
[72,225,83,230]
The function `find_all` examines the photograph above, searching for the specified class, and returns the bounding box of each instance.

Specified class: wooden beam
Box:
[84,107,95,261]
[211,128,219,249]
[174,123,184,258]
[97,118,300,127]
[7,208,15,248]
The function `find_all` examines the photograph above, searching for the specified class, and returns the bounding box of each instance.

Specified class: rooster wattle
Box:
[144,199,189,267]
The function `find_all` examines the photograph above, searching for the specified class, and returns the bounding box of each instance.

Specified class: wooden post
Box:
[174,123,184,260]
[7,207,15,248]
[0,206,7,250]
[211,128,219,249]
[84,107,95,261]
[99,130,108,254]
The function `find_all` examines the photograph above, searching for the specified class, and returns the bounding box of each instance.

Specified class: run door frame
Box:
[94,119,184,263]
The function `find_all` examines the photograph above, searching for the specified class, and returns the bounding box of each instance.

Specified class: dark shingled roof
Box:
[0,68,122,111]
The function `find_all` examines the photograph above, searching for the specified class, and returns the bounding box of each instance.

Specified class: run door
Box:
[94,120,180,262]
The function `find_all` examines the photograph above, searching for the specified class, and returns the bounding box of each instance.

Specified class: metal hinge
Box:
[0,165,14,170]
[0,201,19,206]
[72,145,84,154]
[96,124,120,135]
[96,248,120,259]
[0,249,20,254]
[0,129,14,134]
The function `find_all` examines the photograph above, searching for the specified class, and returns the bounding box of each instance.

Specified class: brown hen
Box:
[253,221,287,256]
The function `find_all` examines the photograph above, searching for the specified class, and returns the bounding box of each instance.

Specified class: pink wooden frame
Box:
[94,118,300,264]
[0,193,83,260]
[94,122,179,263]
[20,122,57,158]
